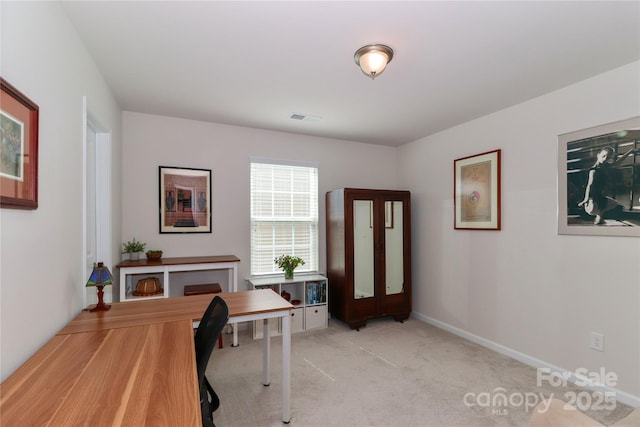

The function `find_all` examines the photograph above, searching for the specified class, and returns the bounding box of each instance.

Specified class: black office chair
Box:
[194,296,229,427]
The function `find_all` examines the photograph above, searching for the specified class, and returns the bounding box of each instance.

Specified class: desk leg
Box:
[232,324,238,347]
[230,266,239,347]
[263,318,270,386]
[281,313,291,423]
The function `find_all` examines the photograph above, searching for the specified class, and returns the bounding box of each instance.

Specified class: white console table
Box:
[116,255,240,302]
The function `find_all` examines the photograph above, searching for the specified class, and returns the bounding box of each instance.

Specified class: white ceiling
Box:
[61,1,640,147]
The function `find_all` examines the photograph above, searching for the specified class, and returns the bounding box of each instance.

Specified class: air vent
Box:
[289,113,322,122]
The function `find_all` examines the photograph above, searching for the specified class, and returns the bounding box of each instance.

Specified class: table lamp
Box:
[86,262,113,312]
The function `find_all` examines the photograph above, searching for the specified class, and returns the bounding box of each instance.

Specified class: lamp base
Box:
[90,285,111,311]
[90,303,111,312]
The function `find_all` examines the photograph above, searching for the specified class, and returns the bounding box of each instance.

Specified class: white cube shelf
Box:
[248,274,328,338]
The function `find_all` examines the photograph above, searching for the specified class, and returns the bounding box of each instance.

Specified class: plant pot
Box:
[130,252,140,261]
[284,270,294,280]
[146,251,163,261]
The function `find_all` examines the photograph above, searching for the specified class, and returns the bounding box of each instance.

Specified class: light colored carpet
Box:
[208,317,634,427]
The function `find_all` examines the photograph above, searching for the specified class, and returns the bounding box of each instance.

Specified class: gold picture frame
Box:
[454,149,501,230]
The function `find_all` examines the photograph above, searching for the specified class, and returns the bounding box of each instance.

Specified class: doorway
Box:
[83,97,112,307]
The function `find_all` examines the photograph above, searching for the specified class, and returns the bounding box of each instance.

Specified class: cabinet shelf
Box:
[248,274,328,338]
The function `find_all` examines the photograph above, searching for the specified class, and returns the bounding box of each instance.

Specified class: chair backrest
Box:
[194,296,229,387]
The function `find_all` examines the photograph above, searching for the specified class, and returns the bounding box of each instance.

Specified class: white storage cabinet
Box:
[248,274,328,338]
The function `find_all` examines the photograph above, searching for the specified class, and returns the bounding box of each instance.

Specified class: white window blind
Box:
[250,161,318,275]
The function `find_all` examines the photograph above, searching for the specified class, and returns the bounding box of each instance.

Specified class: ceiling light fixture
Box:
[354,44,394,79]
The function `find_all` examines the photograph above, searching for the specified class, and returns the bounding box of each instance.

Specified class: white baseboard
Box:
[412,312,640,408]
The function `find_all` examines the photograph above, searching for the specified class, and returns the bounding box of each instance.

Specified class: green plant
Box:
[122,238,146,254]
[146,249,162,254]
[274,255,305,279]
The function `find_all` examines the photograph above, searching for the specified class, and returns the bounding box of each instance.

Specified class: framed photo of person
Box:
[454,149,501,230]
[159,166,212,233]
[558,116,640,237]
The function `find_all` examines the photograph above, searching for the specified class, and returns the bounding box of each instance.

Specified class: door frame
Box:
[82,96,112,307]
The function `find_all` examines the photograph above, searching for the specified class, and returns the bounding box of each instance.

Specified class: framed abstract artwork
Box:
[159,166,212,233]
[558,116,640,237]
[454,149,501,230]
[0,78,39,209]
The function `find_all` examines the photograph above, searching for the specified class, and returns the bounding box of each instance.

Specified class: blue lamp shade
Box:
[86,262,113,312]
[86,262,113,287]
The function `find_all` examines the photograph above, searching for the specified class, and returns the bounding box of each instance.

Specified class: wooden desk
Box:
[1,290,294,425]
[0,321,199,426]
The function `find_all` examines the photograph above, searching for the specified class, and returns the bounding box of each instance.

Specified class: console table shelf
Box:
[116,255,240,302]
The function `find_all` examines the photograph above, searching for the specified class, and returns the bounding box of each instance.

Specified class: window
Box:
[250,160,318,275]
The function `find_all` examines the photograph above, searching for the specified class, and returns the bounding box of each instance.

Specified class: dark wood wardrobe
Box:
[326,188,411,330]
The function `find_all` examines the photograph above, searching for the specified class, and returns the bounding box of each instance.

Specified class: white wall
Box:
[0,2,122,381]
[399,61,640,402]
[122,112,399,289]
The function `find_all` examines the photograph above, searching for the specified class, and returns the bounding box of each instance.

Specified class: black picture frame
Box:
[558,116,640,237]
[159,166,211,233]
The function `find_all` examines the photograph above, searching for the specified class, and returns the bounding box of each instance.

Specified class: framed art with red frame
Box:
[454,149,501,230]
[0,77,39,210]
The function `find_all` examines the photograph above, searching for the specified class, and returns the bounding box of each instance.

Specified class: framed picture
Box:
[454,149,501,230]
[0,77,39,209]
[558,116,640,237]
[159,166,211,233]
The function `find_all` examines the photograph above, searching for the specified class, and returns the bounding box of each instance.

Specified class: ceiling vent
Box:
[290,113,321,122]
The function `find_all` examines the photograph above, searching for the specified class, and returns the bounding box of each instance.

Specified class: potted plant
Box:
[122,238,146,261]
[274,255,305,280]
[146,249,163,261]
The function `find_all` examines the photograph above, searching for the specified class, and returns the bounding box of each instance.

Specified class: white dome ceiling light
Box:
[354,44,394,79]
